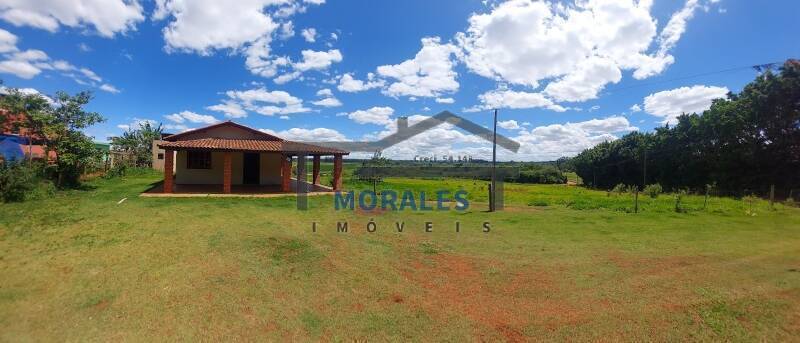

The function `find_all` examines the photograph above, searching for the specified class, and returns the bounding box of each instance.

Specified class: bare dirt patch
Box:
[397,253,585,341]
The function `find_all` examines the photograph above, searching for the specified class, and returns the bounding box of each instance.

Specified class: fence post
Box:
[704,186,709,210]
[488,183,494,212]
[769,184,775,209]
[634,188,639,213]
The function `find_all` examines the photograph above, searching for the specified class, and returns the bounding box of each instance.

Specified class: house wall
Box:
[175,151,282,185]
[260,153,282,185]
[151,140,175,172]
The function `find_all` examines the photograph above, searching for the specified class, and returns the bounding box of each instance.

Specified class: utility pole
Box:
[490,109,498,212]
[642,147,647,187]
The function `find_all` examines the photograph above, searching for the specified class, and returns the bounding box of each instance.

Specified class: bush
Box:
[643,183,663,198]
[104,164,128,179]
[612,183,628,195]
[0,162,36,202]
[514,165,567,184]
[674,190,688,213]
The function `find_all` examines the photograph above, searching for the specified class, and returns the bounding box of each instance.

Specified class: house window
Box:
[157,153,164,160]
[186,151,212,169]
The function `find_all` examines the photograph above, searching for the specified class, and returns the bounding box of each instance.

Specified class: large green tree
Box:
[38,91,105,187]
[571,59,800,195]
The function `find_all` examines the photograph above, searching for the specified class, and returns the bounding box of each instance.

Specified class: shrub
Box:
[528,199,549,207]
[612,183,628,195]
[514,165,567,184]
[0,162,36,202]
[674,190,688,213]
[643,183,663,198]
[103,164,128,179]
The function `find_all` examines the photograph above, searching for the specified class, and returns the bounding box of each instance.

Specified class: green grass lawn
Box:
[1,171,799,341]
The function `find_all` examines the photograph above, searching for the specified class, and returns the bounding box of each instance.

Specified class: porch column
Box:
[312,155,321,185]
[333,154,343,191]
[281,154,292,192]
[163,149,174,193]
[223,151,232,194]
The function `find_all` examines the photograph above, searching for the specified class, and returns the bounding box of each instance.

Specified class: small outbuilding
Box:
[155,121,347,194]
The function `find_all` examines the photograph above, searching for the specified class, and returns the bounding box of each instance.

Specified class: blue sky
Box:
[0,0,798,160]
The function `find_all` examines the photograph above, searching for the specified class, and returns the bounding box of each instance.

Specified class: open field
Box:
[1,171,799,341]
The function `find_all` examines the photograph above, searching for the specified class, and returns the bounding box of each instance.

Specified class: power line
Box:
[602,61,784,95]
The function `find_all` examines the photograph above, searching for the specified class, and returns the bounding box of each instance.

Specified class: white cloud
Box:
[630,104,642,112]
[543,56,622,102]
[268,49,342,84]
[435,97,454,104]
[244,39,288,78]
[377,37,460,98]
[337,73,384,92]
[261,127,347,142]
[510,116,638,160]
[0,36,114,89]
[466,88,566,112]
[155,0,279,54]
[316,88,333,97]
[0,0,144,37]
[164,110,220,124]
[226,87,301,105]
[0,29,17,53]
[12,49,47,61]
[206,101,247,118]
[643,85,729,124]
[273,71,301,84]
[345,106,394,126]
[497,119,520,130]
[255,103,310,116]
[99,84,120,94]
[293,49,342,71]
[456,0,708,102]
[279,21,295,40]
[310,88,341,107]
[631,0,706,79]
[659,0,700,56]
[154,0,325,80]
[222,86,310,116]
[301,27,316,42]
[0,59,40,79]
[572,116,638,134]
[312,97,342,107]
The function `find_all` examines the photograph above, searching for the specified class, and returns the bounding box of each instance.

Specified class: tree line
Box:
[568,59,800,196]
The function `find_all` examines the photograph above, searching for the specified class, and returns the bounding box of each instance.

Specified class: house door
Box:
[242,153,260,185]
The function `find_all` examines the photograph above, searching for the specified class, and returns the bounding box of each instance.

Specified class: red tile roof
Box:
[163,121,283,142]
[158,138,348,155]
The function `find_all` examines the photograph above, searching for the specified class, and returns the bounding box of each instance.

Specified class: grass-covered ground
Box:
[1,170,799,341]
